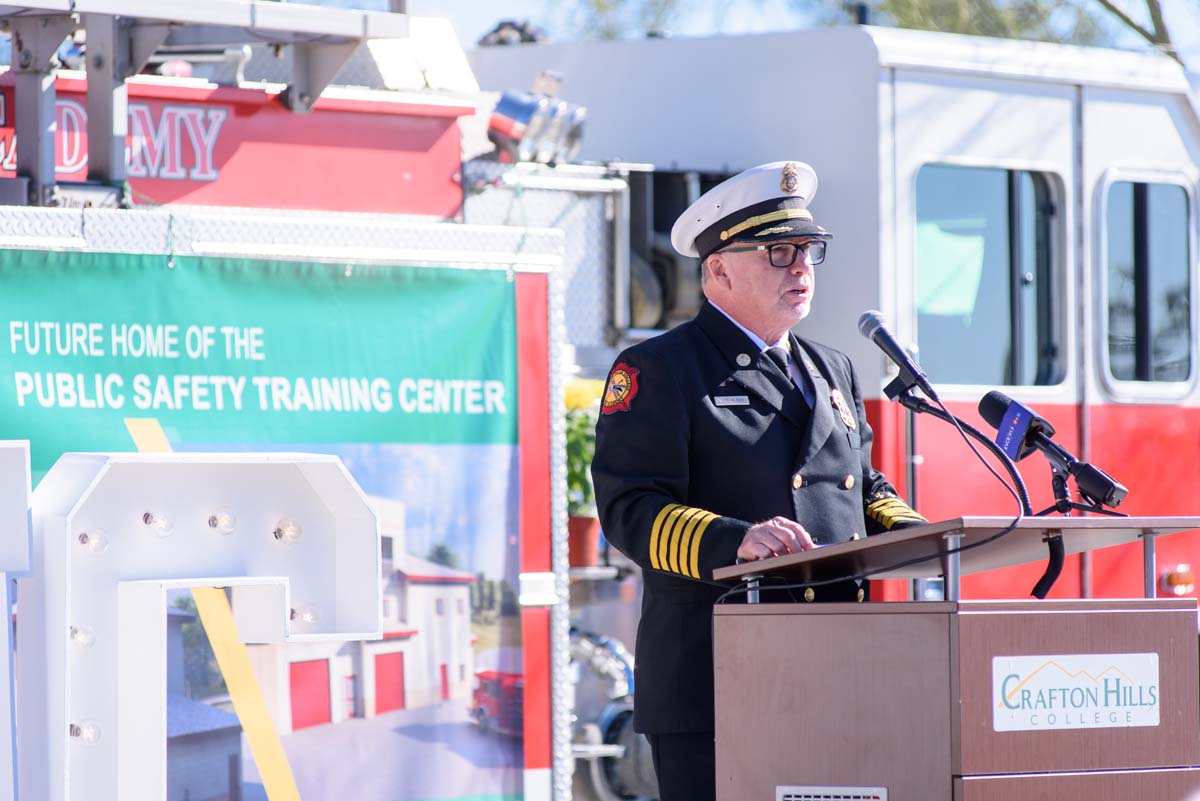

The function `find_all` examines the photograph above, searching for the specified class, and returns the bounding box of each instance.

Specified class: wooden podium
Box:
[710,517,1200,801]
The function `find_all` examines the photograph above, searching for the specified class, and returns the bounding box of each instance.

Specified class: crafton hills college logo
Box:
[602,362,640,415]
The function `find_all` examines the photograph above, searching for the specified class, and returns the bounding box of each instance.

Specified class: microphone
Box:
[857,311,937,399]
[978,390,1127,508]
[978,390,1053,462]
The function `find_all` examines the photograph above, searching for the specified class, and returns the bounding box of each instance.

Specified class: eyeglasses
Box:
[722,240,827,267]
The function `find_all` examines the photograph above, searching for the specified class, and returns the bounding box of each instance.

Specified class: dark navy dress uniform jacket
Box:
[591,301,924,734]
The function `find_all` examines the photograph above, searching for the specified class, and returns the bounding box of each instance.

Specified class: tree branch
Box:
[1142,0,1179,60]
[1089,0,1155,44]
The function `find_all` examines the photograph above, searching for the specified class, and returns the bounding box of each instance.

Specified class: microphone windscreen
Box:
[977,390,1014,429]
[858,310,885,340]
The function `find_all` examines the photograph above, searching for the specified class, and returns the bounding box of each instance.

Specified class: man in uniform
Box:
[590,161,926,801]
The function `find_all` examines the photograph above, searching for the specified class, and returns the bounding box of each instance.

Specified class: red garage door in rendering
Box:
[290,659,332,730]
[375,652,406,714]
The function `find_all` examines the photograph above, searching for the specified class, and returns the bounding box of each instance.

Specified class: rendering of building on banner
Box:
[166,606,244,801]
[248,497,475,733]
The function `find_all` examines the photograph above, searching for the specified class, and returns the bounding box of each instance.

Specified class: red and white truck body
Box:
[471,25,1200,601]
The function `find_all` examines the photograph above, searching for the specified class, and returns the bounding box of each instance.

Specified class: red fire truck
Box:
[472,670,525,736]
[471,25,1200,604]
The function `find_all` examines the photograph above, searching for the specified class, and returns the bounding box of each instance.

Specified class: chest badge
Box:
[602,362,641,415]
[831,388,857,430]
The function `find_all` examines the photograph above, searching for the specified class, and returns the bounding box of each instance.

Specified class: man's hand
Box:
[737,516,816,561]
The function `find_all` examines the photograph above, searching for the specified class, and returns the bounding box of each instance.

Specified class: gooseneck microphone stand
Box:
[889,383,1051,595]
[893,391,1033,517]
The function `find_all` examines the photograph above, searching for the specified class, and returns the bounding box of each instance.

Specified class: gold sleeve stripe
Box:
[648,504,719,577]
[665,506,705,574]
[658,506,681,570]
[672,510,705,573]
[865,496,926,530]
[867,498,908,511]
[649,504,682,571]
[675,508,714,578]
[870,508,916,522]
[866,500,912,515]
[688,513,718,579]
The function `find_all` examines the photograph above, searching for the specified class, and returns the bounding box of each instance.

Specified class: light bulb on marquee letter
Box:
[207,510,236,536]
[141,512,174,538]
[290,606,319,625]
[273,519,302,544]
[76,530,108,554]
[69,721,101,744]
[69,625,95,649]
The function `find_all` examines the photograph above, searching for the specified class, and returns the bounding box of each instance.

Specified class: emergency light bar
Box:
[488,70,587,164]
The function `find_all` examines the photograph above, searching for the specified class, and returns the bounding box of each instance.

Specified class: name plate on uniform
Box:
[713,395,750,407]
[992,653,1160,731]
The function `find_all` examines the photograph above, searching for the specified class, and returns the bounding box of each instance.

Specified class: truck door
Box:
[1080,83,1200,598]
[893,71,1081,598]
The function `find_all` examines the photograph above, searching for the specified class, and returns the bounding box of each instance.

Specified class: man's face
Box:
[709,237,818,339]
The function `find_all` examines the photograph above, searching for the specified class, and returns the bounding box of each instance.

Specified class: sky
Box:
[401,0,1200,73]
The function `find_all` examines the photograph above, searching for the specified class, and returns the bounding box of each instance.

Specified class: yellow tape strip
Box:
[126,418,302,801]
[123,418,173,453]
[193,588,302,801]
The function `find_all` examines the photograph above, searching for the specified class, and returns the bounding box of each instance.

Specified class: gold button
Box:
[856,588,865,603]
[804,588,815,602]
[792,473,803,489]
[843,475,855,490]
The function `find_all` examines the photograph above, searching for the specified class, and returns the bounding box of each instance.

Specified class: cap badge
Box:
[831,388,857,430]
[781,162,800,193]
[602,362,640,415]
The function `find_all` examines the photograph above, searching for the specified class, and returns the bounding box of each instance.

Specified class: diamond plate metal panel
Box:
[0,206,86,249]
[80,208,174,253]
[0,205,562,269]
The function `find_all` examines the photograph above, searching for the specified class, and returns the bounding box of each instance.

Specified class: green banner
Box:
[0,249,518,473]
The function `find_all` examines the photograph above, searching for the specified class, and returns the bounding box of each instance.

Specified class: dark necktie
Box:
[766,346,791,380]
[768,345,815,408]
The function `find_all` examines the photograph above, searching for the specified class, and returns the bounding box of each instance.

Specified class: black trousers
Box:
[646,731,716,801]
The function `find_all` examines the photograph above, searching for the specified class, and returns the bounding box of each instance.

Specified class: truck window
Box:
[1105,181,1191,382]
[915,164,1059,386]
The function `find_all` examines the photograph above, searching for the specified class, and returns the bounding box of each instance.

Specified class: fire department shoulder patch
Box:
[602,362,640,414]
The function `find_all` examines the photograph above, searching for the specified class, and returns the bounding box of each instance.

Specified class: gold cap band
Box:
[720,208,814,242]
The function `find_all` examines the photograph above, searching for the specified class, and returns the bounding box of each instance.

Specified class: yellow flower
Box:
[565,378,605,412]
